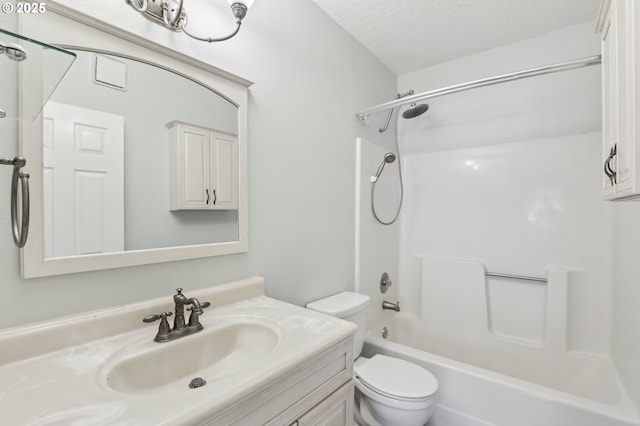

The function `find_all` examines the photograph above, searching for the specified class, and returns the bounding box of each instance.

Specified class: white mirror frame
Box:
[19,5,251,278]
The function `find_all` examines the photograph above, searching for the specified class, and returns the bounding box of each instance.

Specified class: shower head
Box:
[402,103,429,119]
[373,152,397,181]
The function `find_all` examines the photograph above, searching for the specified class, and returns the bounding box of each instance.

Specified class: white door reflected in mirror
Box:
[43,102,125,257]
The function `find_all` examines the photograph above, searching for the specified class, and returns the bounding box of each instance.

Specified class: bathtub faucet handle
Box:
[380,272,393,293]
[382,300,400,312]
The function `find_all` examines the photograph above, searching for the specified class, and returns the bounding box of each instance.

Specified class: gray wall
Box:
[0,0,395,328]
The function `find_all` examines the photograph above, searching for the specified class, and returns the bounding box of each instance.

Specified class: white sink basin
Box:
[0,278,356,425]
[106,319,280,394]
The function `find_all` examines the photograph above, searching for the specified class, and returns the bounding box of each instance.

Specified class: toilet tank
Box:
[306,291,370,359]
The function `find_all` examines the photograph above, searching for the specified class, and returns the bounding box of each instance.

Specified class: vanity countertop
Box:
[0,277,356,425]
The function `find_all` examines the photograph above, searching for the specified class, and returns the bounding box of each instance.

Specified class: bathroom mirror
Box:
[19,7,251,278]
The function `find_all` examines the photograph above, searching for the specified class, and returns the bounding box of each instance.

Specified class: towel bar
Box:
[485,272,547,283]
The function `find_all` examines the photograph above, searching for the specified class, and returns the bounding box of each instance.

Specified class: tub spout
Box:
[382,301,400,312]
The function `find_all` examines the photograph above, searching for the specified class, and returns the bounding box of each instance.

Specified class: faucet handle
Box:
[380,272,393,293]
[143,312,173,342]
[175,288,183,295]
[143,311,173,323]
[186,301,210,314]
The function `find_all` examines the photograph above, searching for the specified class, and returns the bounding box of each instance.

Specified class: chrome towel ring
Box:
[1,157,29,247]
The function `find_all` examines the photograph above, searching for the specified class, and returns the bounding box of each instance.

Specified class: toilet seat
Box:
[355,355,438,402]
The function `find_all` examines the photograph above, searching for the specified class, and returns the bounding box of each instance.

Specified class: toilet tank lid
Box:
[306,291,370,317]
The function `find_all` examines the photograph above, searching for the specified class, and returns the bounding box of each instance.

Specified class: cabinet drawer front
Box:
[207,338,353,426]
[297,381,354,426]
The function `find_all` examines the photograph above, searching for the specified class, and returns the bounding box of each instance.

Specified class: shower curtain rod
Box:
[356,55,602,124]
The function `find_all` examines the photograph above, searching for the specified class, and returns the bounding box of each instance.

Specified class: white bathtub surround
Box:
[355,138,401,329]
[395,132,610,355]
[354,128,628,421]
[0,277,356,425]
[419,257,569,349]
[409,257,625,408]
[355,133,632,425]
[352,19,636,425]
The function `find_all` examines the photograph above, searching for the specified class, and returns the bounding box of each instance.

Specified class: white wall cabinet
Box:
[598,0,640,200]
[168,121,238,210]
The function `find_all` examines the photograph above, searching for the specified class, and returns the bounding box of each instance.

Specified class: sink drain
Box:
[189,377,206,389]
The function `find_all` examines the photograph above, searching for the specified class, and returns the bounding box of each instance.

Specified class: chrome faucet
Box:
[143,288,211,342]
[382,300,400,312]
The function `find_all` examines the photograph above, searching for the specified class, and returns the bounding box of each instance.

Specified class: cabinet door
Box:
[601,0,637,200]
[297,381,354,426]
[613,0,633,196]
[601,0,617,199]
[169,122,238,210]
[179,125,211,209]
[210,132,238,210]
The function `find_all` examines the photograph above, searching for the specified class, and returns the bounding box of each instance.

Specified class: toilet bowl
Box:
[306,292,438,426]
[354,355,437,426]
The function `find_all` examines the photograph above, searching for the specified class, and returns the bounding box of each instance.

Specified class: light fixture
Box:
[126,0,255,43]
[0,41,27,61]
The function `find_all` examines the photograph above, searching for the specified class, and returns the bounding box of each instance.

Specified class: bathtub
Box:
[362,313,639,426]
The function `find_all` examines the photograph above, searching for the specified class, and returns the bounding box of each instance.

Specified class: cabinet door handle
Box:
[604,144,617,185]
[606,144,617,185]
[213,189,217,205]
[206,189,210,204]
[604,154,613,184]
[604,149,614,184]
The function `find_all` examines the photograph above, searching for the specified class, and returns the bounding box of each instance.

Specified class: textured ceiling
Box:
[310,0,601,74]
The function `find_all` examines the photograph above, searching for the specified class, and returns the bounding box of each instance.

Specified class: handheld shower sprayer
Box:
[371,148,402,225]
[372,152,396,182]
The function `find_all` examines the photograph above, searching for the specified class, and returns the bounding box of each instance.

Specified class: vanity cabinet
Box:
[598,0,640,200]
[209,337,354,426]
[168,121,238,210]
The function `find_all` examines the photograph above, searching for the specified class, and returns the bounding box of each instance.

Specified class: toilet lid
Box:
[355,355,438,400]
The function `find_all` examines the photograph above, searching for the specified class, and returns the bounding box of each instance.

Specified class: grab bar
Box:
[485,272,547,284]
[1,157,30,247]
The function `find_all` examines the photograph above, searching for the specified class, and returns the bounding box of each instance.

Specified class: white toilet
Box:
[307,292,438,426]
